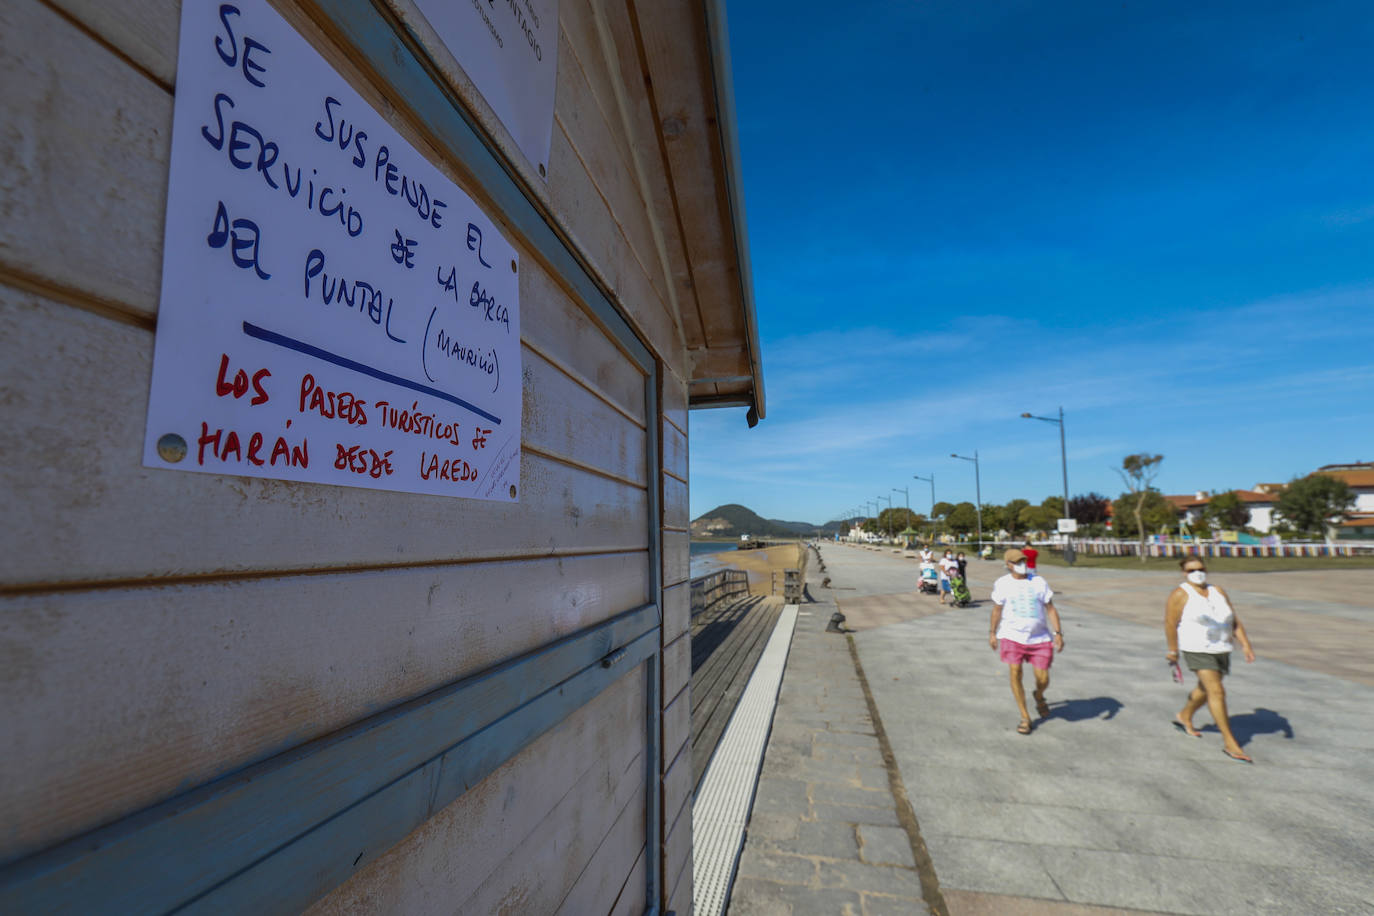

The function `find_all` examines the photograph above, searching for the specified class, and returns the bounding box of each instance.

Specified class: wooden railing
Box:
[690,568,750,617]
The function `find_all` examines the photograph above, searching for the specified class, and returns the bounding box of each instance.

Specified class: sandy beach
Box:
[711,542,803,593]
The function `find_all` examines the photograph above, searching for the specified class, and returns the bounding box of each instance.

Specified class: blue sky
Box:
[689,0,1374,525]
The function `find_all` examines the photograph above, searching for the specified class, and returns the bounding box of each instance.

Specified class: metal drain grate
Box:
[692,604,799,916]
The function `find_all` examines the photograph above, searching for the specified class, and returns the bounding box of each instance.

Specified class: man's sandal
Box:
[1016,718,1033,735]
[1034,694,1051,719]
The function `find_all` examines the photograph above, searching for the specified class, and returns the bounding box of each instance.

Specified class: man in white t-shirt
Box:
[989,548,1065,735]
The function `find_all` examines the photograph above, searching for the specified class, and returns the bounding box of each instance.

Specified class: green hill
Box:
[690,504,822,539]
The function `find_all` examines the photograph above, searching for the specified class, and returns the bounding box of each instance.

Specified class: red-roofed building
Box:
[1317,463,1374,539]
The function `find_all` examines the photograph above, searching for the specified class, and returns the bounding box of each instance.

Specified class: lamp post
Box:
[1021,406,1073,563]
[876,495,891,539]
[893,486,909,539]
[950,451,982,551]
[913,473,934,541]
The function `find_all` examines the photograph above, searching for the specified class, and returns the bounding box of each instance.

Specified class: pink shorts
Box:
[999,638,1054,670]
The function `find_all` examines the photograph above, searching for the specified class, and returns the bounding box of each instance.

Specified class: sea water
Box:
[689,540,736,578]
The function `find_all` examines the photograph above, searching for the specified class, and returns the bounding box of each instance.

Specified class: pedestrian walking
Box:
[1165,556,1257,762]
[988,548,1064,734]
[1021,539,1039,571]
[955,551,968,581]
[938,549,957,604]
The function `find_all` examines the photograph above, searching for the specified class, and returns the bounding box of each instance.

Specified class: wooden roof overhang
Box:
[633,0,765,426]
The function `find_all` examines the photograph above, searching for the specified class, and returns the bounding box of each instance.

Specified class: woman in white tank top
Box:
[1163,556,1257,762]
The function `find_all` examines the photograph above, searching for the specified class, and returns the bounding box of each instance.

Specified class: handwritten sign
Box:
[143,0,522,501]
[412,0,558,176]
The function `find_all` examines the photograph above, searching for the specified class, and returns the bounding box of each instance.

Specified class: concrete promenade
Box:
[728,543,1374,915]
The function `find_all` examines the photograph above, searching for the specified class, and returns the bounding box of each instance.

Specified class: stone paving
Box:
[726,549,935,916]
[838,543,1374,915]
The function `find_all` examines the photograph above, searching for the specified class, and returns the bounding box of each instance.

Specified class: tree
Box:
[1041,496,1065,518]
[980,503,1008,535]
[1110,490,1178,540]
[931,501,955,520]
[1018,504,1058,533]
[1205,491,1251,530]
[1068,493,1111,526]
[1275,475,1355,540]
[946,501,979,534]
[1002,499,1031,535]
[1117,453,1165,563]
[879,507,924,535]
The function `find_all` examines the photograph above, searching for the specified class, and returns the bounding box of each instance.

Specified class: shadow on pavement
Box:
[1047,696,1124,721]
[1200,707,1294,745]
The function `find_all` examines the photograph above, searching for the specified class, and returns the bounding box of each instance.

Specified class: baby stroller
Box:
[918,563,940,595]
[949,574,972,607]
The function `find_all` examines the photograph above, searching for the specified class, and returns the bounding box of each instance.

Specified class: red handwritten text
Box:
[419,450,477,482]
[299,373,368,425]
[335,443,394,478]
[215,353,271,405]
[198,422,308,468]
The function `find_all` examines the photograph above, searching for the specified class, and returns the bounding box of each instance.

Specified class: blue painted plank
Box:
[179,630,659,915]
[0,606,658,915]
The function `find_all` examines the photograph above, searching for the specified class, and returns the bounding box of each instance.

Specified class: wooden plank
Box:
[663,529,690,587]
[545,119,681,370]
[594,0,709,351]
[524,345,647,485]
[0,0,169,316]
[0,559,650,862]
[608,847,647,916]
[662,630,691,708]
[554,25,671,316]
[0,286,650,586]
[303,662,643,915]
[450,713,645,913]
[663,473,689,530]
[662,793,692,916]
[47,0,179,86]
[552,771,647,915]
[662,580,690,645]
[521,264,646,426]
[662,366,688,436]
[660,738,691,858]
[667,846,693,916]
[661,681,691,784]
[631,0,748,349]
[662,415,688,480]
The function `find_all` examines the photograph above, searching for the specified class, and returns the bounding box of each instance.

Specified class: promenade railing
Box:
[690,568,750,618]
[982,538,1374,558]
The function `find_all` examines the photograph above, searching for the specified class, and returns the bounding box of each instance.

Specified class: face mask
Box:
[1187,570,1207,585]
[1012,562,1028,575]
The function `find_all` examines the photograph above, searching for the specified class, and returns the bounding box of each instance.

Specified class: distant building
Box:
[1316,463,1374,539]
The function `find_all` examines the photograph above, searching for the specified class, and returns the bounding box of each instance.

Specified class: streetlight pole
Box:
[893,486,909,535]
[913,474,934,541]
[1021,406,1072,562]
[950,451,982,551]
[912,474,934,515]
[876,495,891,539]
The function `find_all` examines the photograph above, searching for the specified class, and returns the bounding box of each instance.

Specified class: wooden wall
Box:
[1,0,697,911]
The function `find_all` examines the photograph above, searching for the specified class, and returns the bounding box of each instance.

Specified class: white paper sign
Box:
[413,0,558,175]
[1057,518,1079,533]
[144,0,522,501]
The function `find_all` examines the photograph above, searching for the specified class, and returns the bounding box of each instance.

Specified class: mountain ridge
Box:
[690,503,829,539]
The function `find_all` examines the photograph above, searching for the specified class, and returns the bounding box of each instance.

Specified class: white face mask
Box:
[1012,562,1028,575]
[1187,570,1207,585]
